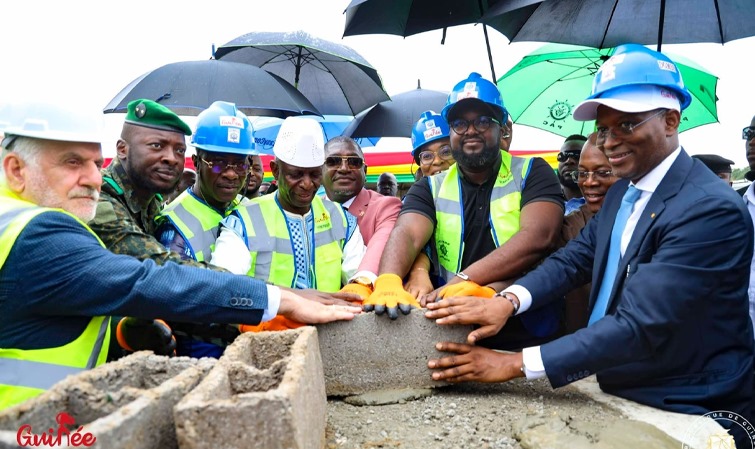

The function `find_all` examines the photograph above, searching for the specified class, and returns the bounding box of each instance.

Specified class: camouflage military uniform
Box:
[90,159,212,270]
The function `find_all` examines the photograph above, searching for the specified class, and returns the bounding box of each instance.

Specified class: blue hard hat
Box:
[441,72,508,123]
[191,101,257,155]
[588,44,692,110]
[411,111,450,156]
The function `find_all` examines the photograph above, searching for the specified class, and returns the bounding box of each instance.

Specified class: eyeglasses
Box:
[596,109,666,141]
[324,155,364,170]
[743,127,755,141]
[570,170,614,182]
[418,145,453,166]
[556,150,581,163]
[450,116,500,135]
[200,158,250,175]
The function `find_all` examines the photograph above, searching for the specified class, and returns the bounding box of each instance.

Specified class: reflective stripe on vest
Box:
[0,193,111,410]
[159,190,237,262]
[236,194,346,292]
[429,152,531,282]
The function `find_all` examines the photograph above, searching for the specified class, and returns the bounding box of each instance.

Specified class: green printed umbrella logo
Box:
[497,44,718,138]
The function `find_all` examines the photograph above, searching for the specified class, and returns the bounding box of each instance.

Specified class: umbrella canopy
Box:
[343,85,448,139]
[497,43,719,138]
[103,60,321,118]
[214,30,389,116]
[342,0,530,80]
[250,115,354,155]
[482,0,755,51]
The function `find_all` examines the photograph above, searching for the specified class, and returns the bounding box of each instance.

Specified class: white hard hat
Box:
[1,101,105,146]
[272,116,325,168]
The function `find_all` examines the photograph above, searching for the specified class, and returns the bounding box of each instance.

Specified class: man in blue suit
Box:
[425,44,754,445]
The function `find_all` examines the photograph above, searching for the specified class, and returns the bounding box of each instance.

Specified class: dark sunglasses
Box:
[325,156,364,169]
[556,150,581,162]
[743,127,755,141]
[200,158,250,175]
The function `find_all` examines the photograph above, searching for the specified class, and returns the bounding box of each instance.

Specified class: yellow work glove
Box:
[338,283,372,304]
[439,280,496,299]
[363,273,421,320]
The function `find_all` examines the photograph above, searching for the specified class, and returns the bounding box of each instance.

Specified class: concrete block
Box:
[0,352,214,449]
[316,308,473,396]
[174,327,326,449]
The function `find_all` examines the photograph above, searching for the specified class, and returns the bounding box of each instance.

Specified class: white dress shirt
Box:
[510,148,682,379]
[742,183,755,338]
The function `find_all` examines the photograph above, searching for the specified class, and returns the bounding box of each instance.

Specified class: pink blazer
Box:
[347,188,402,275]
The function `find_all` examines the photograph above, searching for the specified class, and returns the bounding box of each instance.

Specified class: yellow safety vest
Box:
[236,194,347,292]
[158,190,241,263]
[429,151,531,282]
[0,192,110,410]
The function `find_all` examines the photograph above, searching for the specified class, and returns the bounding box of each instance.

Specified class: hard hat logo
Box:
[220,116,244,128]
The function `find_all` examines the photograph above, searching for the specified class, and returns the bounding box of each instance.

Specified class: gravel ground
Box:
[325,377,622,449]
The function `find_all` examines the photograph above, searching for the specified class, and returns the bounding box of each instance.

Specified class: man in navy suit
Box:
[425,44,754,445]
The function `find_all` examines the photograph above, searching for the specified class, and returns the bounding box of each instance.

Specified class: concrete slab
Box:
[316,308,473,396]
[174,327,326,449]
[0,352,214,449]
[569,375,727,449]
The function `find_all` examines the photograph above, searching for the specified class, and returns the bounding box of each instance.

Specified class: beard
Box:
[26,169,100,222]
[125,157,179,195]
[451,144,500,170]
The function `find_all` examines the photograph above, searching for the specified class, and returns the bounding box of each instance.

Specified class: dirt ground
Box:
[325,377,623,449]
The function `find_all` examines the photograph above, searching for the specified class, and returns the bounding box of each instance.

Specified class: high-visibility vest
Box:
[236,194,347,292]
[158,190,241,263]
[429,151,531,282]
[0,193,110,410]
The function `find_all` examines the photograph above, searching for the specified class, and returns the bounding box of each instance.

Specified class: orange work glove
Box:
[439,280,496,299]
[338,283,372,304]
[238,316,304,333]
[116,318,176,356]
[363,273,421,320]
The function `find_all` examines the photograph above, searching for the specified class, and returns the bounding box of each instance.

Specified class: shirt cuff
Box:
[348,270,377,284]
[262,285,281,321]
[502,285,533,315]
[522,346,547,380]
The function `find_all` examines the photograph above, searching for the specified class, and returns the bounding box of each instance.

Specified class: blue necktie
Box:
[588,185,642,326]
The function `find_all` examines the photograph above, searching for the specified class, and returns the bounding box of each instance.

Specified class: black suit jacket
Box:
[518,150,754,419]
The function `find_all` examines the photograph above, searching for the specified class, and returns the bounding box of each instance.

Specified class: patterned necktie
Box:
[588,185,642,326]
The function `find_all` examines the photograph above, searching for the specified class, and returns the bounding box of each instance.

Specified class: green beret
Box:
[124,99,192,136]
[692,154,734,174]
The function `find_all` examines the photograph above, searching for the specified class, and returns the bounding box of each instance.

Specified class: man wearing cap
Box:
[558,134,588,215]
[213,117,366,331]
[154,101,258,358]
[367,72,565,351]
[0,101,361,410]
[90,99,197,268]
[691,153,735,186]
[740,115,755,343]
[426,45,753,445]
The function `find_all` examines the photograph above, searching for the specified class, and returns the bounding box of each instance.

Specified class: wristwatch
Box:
[349,276,374,289]
[455,272,470,281]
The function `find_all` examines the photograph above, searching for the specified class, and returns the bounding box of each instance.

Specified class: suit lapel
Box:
[348,188,370,219]
[605,150,693,312]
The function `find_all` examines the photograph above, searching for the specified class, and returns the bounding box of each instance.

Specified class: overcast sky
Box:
[1,0,753,166]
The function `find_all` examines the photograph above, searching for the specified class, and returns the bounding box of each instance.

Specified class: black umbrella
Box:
[213,30,390,116]
[342,0,540,81]
[343,83,448,139]
[103,59,321,118]
[481,0,755,51]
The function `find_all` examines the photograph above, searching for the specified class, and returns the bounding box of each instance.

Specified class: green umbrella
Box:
[497,43,718,138]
